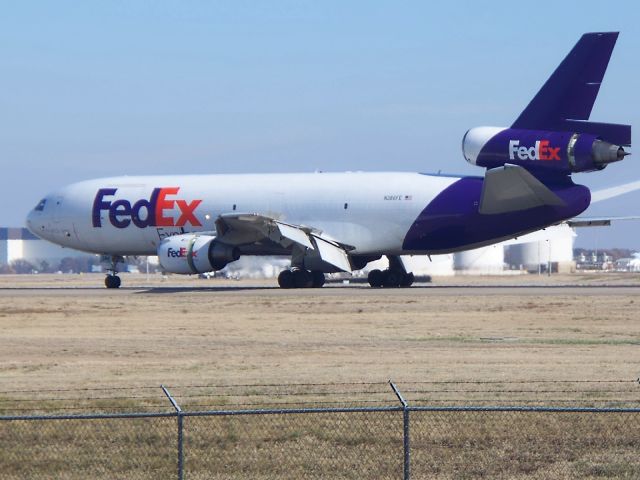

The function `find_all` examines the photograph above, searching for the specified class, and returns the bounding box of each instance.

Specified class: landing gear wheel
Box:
[400,272,415,288]
[105,275,121,289]
[369,256,415,288]
[383,270,403,288]
[368,269,384,288]
[105,255,124,289]
[311,271,326,288]
[278,270,294,289]
[292,269,313,288]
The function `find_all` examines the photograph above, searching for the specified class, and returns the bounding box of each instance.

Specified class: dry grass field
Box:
[0,273,639,402]
[1,273,640,478]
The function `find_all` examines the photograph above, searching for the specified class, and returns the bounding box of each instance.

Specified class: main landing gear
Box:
[368,255,414,288]
[278,268,326,289]
[104,255,124,289]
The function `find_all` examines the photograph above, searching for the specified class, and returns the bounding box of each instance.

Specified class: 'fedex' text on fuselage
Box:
[92,187,202,229]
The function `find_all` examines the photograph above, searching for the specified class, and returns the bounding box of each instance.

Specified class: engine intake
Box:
[462,127,629,174]
[158,234,240,274]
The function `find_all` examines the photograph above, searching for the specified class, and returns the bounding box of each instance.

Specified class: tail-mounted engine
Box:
[158,234,240,274]
[462,127,629,174]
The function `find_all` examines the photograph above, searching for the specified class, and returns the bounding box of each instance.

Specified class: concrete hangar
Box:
[0,227,91,270]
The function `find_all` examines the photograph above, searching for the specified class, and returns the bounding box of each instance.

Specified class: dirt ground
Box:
[0,273,639,407]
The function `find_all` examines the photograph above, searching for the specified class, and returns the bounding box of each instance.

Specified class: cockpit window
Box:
[34,199,47,211]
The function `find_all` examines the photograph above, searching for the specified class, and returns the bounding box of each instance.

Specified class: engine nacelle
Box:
[158,234,240,274]
[462,127,628,174]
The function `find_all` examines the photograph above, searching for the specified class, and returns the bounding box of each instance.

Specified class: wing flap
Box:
[275,221,314,249]
[312,235,352,272]
[216,213,353,272]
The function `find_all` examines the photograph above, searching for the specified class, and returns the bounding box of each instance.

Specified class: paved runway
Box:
[1,282,639,298]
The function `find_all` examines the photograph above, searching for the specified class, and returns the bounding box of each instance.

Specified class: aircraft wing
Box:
[566,216,640,227]
[215,213,353,272]
[566,180,640,226]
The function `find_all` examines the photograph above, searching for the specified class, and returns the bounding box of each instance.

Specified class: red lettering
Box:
[155,187,179,226]
[538,140,560,161]
[176,199,203,227]
[539,140,550,160]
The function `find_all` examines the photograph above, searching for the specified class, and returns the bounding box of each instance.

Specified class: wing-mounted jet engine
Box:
[158,234,240,274]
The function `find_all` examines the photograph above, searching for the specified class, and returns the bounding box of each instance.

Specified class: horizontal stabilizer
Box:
[590,180,640,203]
[561,120,631,146]
[479,165,566,215]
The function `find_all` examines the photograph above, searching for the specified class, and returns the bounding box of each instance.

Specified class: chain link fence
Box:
[1,380,639,479]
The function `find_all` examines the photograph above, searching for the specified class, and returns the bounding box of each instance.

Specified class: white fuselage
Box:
[27,172,461,256]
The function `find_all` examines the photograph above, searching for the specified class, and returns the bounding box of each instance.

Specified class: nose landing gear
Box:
[105,275,121,289]
[104,255,124,289]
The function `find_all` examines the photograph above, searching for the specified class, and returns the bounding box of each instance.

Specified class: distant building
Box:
[575,250,617,271]
[0,227,92,270]
[2,225,635,277]
[614,256,640,272]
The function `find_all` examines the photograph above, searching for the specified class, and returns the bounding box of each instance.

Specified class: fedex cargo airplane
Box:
[26,32,631,289]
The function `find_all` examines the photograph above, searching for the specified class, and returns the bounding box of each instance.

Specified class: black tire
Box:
[383,270,402,288]
[278,270,294,289]
[105,275,121,289]
[368,269,384,288]
[292,269,313,288]
[400,272,415,288]
[311,271,326,288]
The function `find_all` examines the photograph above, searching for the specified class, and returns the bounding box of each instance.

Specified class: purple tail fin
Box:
[512,32,630,146]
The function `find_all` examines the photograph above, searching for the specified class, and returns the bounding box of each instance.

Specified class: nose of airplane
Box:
[25,198,49,239]
[25,209,36,234]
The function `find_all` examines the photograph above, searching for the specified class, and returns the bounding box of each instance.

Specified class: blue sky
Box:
[2,1,639,248]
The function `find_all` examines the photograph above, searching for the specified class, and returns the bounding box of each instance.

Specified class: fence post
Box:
[389,381,410,480]
[162,385,184,480]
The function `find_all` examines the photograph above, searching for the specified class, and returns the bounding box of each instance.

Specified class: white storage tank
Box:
[453,245,505,274]
[365,254,454,277]
[403,254,454,276]
[505,225,575,272]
